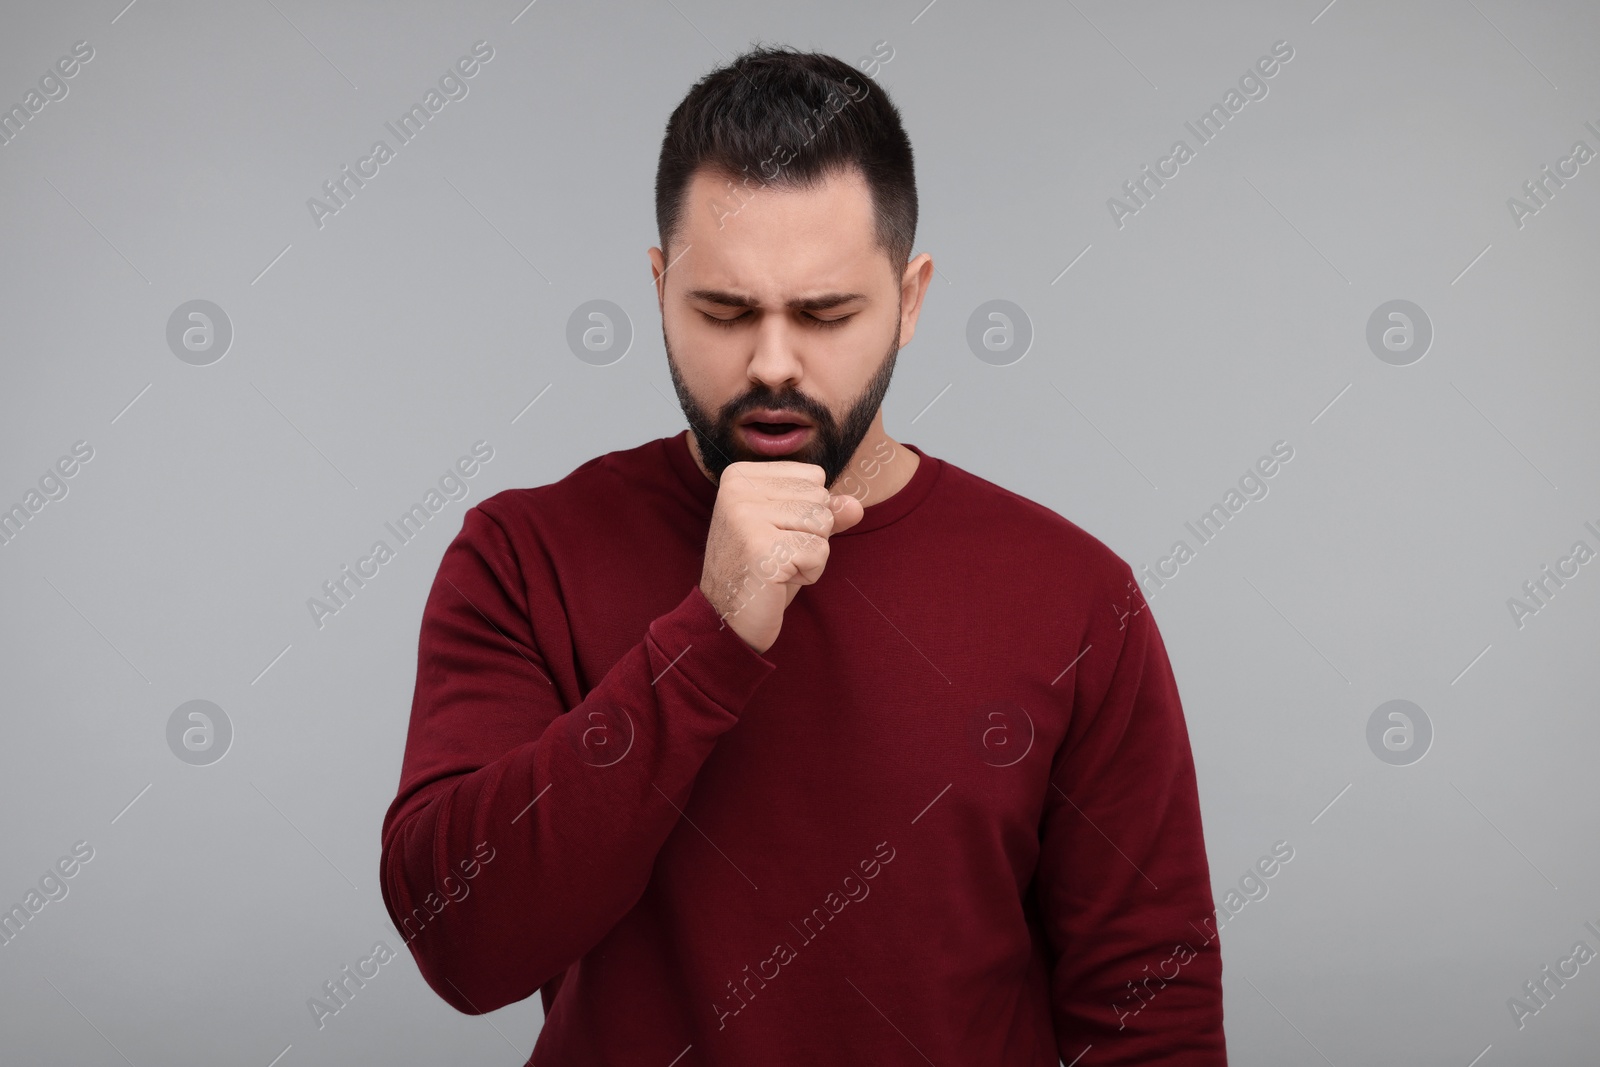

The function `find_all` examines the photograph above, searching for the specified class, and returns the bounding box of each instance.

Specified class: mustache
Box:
[724,395,829,427]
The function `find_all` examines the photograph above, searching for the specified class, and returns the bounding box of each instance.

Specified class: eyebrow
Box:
[685,288,868,313]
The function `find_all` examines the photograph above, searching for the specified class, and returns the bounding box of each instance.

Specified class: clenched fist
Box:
[699,461,865,654]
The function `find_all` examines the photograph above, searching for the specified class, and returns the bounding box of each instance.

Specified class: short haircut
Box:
[655,45,918,277]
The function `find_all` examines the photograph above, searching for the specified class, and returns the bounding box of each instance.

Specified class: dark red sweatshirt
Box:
[379,430,1226,1065]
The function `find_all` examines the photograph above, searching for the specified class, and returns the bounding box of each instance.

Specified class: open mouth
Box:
[738,420,814,455]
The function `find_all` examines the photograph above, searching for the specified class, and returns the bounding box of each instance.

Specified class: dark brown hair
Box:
[655,45,918,275]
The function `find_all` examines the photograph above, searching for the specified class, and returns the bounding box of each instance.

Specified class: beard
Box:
[663,311,902,489]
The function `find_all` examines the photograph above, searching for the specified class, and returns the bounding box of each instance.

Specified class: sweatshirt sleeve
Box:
[1036,566,1227,1064]
[378,503,776,1015]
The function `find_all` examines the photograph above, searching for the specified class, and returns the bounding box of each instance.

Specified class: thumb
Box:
[828,492,865,533]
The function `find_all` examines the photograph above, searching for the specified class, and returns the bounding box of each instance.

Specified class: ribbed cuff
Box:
[646,585,776,713]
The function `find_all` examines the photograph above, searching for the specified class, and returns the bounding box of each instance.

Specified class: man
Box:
[380,45,1226,1065]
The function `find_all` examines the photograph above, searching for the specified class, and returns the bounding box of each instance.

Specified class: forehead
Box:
[672,164,883,294]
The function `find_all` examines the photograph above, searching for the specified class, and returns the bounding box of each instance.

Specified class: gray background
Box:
[2,0,1597,1063]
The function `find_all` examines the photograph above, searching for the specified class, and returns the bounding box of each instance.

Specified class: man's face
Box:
[652,165,918,489]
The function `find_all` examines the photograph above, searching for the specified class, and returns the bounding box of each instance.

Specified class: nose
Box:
[745,315,804,393]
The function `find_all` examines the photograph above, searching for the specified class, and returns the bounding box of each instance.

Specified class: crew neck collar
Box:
[663,429,941,537]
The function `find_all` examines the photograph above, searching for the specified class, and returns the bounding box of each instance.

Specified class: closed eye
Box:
[701,311,854,330]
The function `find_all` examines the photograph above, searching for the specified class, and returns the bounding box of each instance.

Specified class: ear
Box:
[897,253,934,347]
[647,246,668,312]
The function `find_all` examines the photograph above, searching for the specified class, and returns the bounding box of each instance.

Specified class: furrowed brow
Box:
[686,289,867,312]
